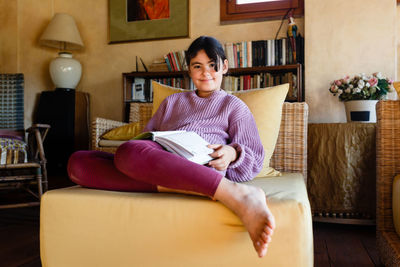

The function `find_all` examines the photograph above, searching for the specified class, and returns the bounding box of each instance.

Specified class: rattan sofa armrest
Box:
[92,117,127,151]
[270,102,309,183]
[376,100,400,232]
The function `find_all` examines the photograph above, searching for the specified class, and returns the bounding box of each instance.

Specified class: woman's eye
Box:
[209,63,216,68]
[192,65,200,69]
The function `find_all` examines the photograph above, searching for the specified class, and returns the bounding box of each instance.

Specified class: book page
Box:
[155,132,214,164]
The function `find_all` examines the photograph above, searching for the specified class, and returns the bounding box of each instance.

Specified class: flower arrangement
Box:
[329,72,394,101]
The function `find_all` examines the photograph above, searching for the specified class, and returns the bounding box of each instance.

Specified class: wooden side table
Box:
[307,123,376,224]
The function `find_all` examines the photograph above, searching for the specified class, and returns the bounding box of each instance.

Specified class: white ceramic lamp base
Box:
[50,52,82,90]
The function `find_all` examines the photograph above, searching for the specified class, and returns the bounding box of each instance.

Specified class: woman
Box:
[68,36,275,258]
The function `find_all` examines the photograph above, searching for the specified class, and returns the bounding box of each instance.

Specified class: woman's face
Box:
[188,49,228,98]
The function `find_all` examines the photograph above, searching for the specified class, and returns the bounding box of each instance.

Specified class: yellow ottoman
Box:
[40,173,313,267]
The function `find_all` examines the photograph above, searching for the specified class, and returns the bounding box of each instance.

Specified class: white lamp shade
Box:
[39,13,84,50]
[50,52,82,89]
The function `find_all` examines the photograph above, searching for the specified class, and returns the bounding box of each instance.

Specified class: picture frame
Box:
[109,0,189,43]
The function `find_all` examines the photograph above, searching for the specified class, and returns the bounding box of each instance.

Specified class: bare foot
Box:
[214,178,276,258]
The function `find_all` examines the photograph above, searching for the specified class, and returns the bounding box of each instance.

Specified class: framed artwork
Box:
[109,0,189,43]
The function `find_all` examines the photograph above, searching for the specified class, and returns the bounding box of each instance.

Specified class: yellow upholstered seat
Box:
[40,173,312,267]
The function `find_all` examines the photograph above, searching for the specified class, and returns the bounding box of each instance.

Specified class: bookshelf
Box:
[122,63,304,121]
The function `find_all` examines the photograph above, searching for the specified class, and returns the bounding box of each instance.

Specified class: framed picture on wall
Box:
[109,0,189,43]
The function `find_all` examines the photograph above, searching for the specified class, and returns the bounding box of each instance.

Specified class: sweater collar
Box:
[192,89,227,99]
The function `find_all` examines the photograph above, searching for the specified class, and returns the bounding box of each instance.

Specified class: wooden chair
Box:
[376,100,400,266]
[0,73,50,208]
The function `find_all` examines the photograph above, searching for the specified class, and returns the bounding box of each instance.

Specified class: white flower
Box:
[349,84,354,89]
[345,88,351,93]
[375,72,383,79]
[337,89,343,95]
[365,82,370,87]
[358,80,365,88]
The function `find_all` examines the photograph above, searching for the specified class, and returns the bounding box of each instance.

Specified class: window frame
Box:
[220,0,304,22]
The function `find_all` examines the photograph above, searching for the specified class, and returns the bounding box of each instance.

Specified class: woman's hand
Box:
[207,144,237,171]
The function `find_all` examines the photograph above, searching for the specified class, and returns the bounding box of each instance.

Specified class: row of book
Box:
[222,72,298,99]
[130,77,193,102]
[130,72,298,102]
[224,35,304,68]
[160,35,304,72]
[163,51,188,72]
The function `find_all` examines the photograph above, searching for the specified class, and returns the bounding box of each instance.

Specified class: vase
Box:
[49,52,82,90]
[344,100,379,123]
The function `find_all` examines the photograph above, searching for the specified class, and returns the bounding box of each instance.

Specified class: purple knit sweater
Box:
[143,90,265,182]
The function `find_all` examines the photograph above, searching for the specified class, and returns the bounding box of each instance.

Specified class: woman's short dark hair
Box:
[185,36,227,71]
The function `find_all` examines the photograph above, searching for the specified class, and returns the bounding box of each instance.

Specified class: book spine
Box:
[169,52,178,71]
[164,55,172,71]
[247,41,252,68]
[173,52,182,71]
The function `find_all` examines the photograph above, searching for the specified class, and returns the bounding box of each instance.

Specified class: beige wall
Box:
[305,0,397,123]
[0,0,304,126]
[2,0,399,126]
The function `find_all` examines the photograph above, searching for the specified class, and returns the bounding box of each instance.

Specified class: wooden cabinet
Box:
[122,64,303,122]
[36,90,90,175]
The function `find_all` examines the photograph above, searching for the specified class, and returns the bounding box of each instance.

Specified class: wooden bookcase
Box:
[122,64,304,121]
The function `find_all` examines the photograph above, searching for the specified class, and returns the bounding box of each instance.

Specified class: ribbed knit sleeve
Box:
[225,113,265,182]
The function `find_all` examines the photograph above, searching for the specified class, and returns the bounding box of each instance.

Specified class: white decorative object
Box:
[344,100,378,123]
[50,52,82,90]
[39,13,84,90]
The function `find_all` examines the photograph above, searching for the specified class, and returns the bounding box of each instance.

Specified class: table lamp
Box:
[39,13,84,90]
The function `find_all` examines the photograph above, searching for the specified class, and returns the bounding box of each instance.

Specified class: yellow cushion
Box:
[151,81,189,116]
[40,173,312,267]
[393,81,400,99]
[101,122,141,140]
[232,85,289,177]
[151,81,289,177]
[393,174,400,236]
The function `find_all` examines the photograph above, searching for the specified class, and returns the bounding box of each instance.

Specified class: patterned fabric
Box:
[0,137,27,164]
[0,74,24,130]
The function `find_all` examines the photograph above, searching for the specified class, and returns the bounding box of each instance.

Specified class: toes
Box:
[264,225,274,236]
[260,232,268,243]
[256,242,268,258]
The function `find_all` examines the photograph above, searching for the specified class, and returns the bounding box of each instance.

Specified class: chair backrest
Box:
[0,74,25,138]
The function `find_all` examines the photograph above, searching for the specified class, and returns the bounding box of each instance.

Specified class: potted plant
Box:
[329,72,394,122]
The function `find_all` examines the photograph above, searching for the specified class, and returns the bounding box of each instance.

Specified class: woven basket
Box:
[376,100,400,266]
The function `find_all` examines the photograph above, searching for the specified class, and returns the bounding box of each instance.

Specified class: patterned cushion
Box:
[0,138,27,164]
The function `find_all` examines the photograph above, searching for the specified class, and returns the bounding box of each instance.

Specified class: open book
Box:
[133,131,214,165]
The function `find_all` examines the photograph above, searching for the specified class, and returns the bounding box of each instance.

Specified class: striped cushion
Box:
[0,137,27,164]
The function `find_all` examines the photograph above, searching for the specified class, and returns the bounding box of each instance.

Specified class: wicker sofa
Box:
[376,100,400,266]
[40,102,313,267]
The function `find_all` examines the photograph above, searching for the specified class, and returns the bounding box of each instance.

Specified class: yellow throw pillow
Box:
[152,81,190,115]
[231,84,289,177]
[394,81,400,99]
[101,122,141,140]
[152,81,289,177]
